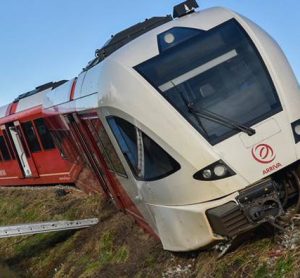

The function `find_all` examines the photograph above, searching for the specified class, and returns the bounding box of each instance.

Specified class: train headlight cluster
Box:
[193,160,236,181]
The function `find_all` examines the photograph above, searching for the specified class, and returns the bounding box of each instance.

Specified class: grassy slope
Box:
[0,188,299,278]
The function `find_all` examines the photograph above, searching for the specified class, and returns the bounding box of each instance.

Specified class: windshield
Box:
[135,19,282,145]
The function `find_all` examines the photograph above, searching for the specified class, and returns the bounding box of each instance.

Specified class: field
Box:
[0,187,299,278]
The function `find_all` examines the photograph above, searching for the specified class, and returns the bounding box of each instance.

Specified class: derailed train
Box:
[1,0,300,251]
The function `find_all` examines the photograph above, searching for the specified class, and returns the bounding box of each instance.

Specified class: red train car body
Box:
[0,82,81,187]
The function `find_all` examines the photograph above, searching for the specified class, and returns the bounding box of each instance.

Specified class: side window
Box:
[3,129,16,160]
[142,132,181,180]
[88,119,127,177]
[22,121,41,153]
[107,117,180,181]
[34,118,55,150]
[107,118,139,177]
[0,136,11,161]
[50,129,78,161]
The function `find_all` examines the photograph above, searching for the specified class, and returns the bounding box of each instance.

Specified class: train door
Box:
[9,125,32,177]
[1,122,39,179]
[0,125,24,181]
[65,112,138,211]
[65,113,116,202]
[79,114,128,210]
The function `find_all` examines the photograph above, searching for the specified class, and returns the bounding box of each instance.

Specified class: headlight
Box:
[214,165,227,177]
[164,33,175,44]
[193,160,235,181]
[294,124,300,136]
[202,169,212,179]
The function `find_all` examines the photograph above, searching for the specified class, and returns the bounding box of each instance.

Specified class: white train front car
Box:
[45,1,300,251]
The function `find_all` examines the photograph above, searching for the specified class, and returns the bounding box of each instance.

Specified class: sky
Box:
[0,0,299,105]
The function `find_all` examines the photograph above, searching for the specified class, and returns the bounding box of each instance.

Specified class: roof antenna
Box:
[173,0,199,18]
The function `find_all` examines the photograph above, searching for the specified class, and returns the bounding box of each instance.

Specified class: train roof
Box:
[83,16,172,72]
[0,80,68,120]
[13,80,67,103]
[83,0,199,71]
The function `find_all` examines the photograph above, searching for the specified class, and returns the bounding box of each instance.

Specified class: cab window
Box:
[108,117,180,181]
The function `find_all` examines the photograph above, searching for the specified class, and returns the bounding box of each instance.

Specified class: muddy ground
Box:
[0,187,299,278]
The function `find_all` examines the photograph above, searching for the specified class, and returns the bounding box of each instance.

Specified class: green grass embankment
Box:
[0,188,299,278]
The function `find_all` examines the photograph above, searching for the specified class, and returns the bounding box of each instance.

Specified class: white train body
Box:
[44,5,300,251]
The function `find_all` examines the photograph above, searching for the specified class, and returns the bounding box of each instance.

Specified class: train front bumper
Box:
[148,179,283,251]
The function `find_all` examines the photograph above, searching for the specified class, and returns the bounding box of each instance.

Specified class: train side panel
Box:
[0,87,81,186]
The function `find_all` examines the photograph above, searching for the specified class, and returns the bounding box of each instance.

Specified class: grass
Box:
[254,263,269,278]
[0,188,300,278]
[0,188,104,277]
[274,255,294,277]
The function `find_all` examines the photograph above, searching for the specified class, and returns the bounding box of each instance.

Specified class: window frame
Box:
[107,116,181,182]
[86,118,128,178]
[134,19,283,146]
[2,128,16,160]
[0,135,11,161]
[21,121,42,153]
[33,118,56,151]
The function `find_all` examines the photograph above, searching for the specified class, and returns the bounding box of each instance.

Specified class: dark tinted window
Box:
[0,136,11,161]
[108,118,139,176]
[3,129,15,159]
[142,133,180,180]
[34,118,55,150]
[50,128,82,162]
[136,19,282,145]
[88,119,127,176]
[22,121,41,153]
[108,117,180,181]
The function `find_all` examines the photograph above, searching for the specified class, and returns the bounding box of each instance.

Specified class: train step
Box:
[0,218,98,238]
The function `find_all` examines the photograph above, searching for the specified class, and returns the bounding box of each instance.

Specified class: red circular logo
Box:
[251,144,276,164]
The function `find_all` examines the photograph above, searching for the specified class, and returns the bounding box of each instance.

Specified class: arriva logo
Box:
[251,144,276,164]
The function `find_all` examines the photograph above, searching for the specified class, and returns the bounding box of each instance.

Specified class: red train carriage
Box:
[0,81,81,186]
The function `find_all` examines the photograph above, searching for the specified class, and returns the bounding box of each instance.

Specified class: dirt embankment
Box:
[0,188,299,278]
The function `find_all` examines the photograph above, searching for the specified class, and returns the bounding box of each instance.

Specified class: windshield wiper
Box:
[169,81,256,136]
[188,103,256,136]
